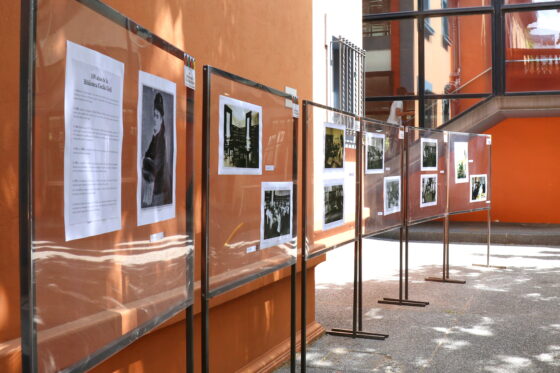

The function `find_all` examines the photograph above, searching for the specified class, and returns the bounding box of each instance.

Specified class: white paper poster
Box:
[63,41,124,241]
[137,71,177,226]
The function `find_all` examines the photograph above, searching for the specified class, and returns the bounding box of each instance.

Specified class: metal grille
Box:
[332,36,365,117]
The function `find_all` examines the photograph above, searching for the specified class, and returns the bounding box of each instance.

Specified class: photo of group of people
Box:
[365,132,385,174]
[324,123,345,170]
[421,138,438,171]
[420,174,437,208]
[470,174,487,202]
[384,176,401,215]
[323,181,344,230]
[261,182,293,249]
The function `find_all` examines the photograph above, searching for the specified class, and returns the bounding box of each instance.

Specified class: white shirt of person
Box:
[387,100,403,125]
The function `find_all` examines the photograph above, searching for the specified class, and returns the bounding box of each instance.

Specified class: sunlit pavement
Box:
[277,238,560,372]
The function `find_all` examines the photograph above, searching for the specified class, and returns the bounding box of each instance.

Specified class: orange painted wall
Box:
[0,0,318,372]
[453,117,560,224]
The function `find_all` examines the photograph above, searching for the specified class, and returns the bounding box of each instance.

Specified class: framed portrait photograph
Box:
[323,179,344,230]
[137,71,177,226]
[324,123,345,171]
[260,182,293,249]
[218,95,262,175]
[470,174,488,202]
[384,176,401,215]
[365,132,385,174]
[420,174,438,208]
[454,141,469,184]
[421,137,438,171]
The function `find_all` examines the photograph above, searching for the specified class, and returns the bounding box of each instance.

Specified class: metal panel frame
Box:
[201,65,298,373]
[19,1,195,372]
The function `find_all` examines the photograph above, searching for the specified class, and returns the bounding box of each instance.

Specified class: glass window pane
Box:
[366,100,418,126]
[505,10,560,93]
[424,14,492,95]
[423,97,487,127]
[423,0,490,10]
[363,0,416,14]
[364,19,417,96]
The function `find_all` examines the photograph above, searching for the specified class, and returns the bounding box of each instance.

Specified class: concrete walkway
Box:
[277,238,560,372]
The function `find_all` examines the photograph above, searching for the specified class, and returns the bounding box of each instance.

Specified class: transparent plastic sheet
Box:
[448,131,491,214]
[361,119,403,236]
[31,1,193,372]
[406,127,448,224]
[305,103,357,257]
[206,69,297,296]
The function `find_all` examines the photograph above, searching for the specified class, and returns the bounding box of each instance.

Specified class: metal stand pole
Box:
[327,121,387,341]
[425,215,466,284]
[290,264,296,373]
[186,306,194,373]
[473,208,506,269]
[300,254,307,372]
[379,128,428,307]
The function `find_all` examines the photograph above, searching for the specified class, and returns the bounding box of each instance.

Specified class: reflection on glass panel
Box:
[365,100,418,126]
[423,0,490,10]
[364,19,417,96]
[362,0,415,14]
[505,10,560,93]
[423,97,486,127]
[424,14,492,95]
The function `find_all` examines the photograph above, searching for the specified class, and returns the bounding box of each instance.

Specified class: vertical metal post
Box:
[487,208,491,267]
[404,128,410,300]
[186,306,194,373]
[418,5,426,127]
[201,66,211,373]
[290,264,296,373]
[398,227,404,301]
[444,215,450,279]
[19,0,38,372]
[356,121,363,332]
[300,101,309,373]
[492,0,505,95]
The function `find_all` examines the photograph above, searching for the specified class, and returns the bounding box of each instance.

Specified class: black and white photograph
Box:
[365,132,385,174]
[260,182,293,249]
[137,71,176,226]
[421,137,438,171]
[323,180,344,230]
[454,141,469,184]
[219,95,262,175]
[470,174,488,202]
[420,174,438,208]
[324,123,345,170]
[384,176,401,215]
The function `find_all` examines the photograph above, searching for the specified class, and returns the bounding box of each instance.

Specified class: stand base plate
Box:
[326,328,388,340]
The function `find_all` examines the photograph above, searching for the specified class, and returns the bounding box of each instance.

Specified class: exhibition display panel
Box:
[406,127,448,224]
[20,1,195,372]
[304,102,359,258]
[203,67,298,297]
[361,119,403,237]
[447,132,492,214]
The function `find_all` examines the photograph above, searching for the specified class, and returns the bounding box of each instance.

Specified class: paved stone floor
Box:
[277,239,560,372]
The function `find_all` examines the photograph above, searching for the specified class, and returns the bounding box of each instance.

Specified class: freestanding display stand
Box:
[20,1,195,372]
[201,66,299,373]
[300,101,388,372]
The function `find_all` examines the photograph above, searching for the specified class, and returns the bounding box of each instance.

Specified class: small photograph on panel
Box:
[261,182,293,249]
[420,174,438,208]
[454,141,469,184]
[324,123,345,170]
[323,180,344,230]
[365,132,385,174]
[470,174,487,202]
[384,176,401,215]
[219,95,262,175]
[421,137,438,171]
[137,71,177,226]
